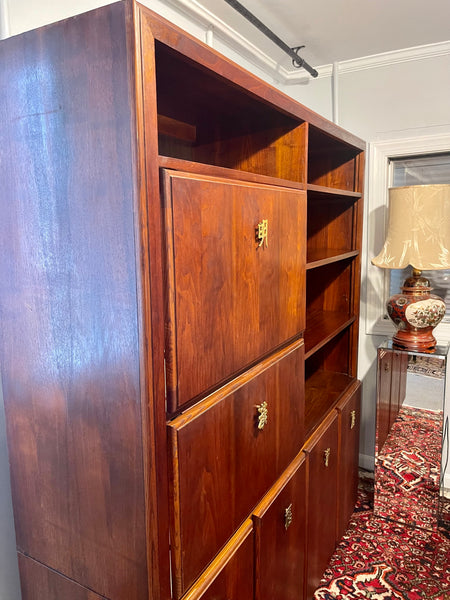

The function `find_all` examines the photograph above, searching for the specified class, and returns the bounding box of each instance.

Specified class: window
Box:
[366,134,450,343]
[388,153,450,323]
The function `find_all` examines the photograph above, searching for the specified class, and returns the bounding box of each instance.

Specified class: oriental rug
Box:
[313,472,450,600]
[374,405,443,531]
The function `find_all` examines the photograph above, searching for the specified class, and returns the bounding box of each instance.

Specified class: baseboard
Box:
[443,473,450,497]
[359,453,375,472]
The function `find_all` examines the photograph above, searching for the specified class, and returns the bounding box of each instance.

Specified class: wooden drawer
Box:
[336,381,361,542]
[303,410,338,600]
[253,452,307,600]
[168,339,305,597]
[180,520,254,600]
[162,169,306,411]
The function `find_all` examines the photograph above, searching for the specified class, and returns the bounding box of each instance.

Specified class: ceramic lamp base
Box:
[386,272,446,352]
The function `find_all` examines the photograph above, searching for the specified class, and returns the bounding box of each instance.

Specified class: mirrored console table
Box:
[375,340,449,532]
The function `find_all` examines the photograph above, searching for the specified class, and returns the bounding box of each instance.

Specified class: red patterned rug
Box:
[313,474,450,599]
[375,406,443,530]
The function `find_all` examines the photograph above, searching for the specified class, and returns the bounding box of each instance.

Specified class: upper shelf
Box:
[149,31,365,185]
[147,7,366,153]
[307,183,362,199]
[304,310,356,359]
[306,249,359,270]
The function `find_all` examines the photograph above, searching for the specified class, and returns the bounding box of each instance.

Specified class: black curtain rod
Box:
[222,0,318,78]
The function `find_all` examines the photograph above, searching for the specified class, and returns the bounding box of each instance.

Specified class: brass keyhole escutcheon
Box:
[324,447,331,467]
[350,410,356,429]
[256,401,268,430]
[284,503,293,530]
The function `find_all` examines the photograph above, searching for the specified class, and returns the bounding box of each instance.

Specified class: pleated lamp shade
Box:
[372,184,450,271]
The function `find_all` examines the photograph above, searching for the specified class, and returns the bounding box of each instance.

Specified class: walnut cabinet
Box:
[0,2,365,599]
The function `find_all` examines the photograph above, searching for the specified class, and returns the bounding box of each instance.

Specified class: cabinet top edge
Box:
[134,1,366,151]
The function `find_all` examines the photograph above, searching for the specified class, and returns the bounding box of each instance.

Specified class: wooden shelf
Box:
[304,370,355,436]
[306,249,359,270]
[158,155,306,191]
[307,183,361,199]
[304,311,355,359]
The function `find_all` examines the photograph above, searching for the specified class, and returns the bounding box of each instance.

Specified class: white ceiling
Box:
[197,0,450,70]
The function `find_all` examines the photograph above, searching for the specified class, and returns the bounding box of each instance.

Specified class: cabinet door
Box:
[389,350,402,428]
[304,411,338,599]
[181,520,254,600]
[376,348,392,453]
[162,169,306,411]
[253,453,306,600]
[168,340,304,597]
[336,382,361,541]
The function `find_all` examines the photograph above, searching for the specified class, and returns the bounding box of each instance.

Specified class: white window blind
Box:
[389,153,450,323]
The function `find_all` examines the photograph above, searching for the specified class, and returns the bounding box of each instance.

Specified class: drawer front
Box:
[304,411,339,600]
[168,340,304,596]
[336,381,361,541]
[162,169,306,411]
[181,520,254,600]
[253,452,307,600]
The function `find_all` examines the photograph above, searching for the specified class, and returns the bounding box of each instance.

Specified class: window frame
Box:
[365,133,450,343]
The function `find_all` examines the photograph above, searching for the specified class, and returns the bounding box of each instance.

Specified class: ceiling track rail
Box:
[222,0,318,77]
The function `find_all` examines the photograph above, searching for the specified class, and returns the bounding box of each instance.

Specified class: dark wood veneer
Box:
[336,382,361,541]
[304,311,356,358]
[18,555,106,600]
[303,411,339,599]
[0,4,147,598]
[168,340,305,596]
[162,170,306,411]
[180,520,254,600]
[253,452,307,600]
[0,1,364,597]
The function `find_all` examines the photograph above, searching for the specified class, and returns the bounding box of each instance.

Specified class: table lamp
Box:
[372,183,450,351]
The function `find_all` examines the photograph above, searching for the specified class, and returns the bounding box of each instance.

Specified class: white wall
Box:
[336,50,450,467]
[1,1,449,598]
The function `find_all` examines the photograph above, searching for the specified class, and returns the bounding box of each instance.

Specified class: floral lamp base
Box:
[387,273,446,352]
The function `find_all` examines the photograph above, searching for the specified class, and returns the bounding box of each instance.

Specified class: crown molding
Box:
[162,0,312,83]
[324,40,450,76]
[158,0,450,83]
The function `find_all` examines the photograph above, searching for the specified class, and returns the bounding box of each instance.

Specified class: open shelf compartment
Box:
[305,258,357,356]
[307,184,361,268]
[305,329,355,436]
[308,126,364,192]
[154,41,307,182]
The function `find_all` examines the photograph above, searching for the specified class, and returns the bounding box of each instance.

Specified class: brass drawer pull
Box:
[256,219,268,248]
[350,410,356,429]
[324,447,331,467]
[284,503,293,530]
[256,401,268,430]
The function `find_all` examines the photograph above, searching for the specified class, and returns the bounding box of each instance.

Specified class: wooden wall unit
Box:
[0,2,365,599]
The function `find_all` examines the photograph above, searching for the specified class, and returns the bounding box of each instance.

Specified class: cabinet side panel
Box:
[18,554,106,600]
[0,4,147,598]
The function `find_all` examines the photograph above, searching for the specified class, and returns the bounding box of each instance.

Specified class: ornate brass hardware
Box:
[256,401,268,430]
[284,503,293,530]
[350,410,356,429]
[324,447,331,467]
[256,219,268,248]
